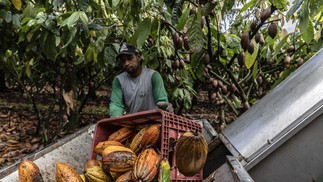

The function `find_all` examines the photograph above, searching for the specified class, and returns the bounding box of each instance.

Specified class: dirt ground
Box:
[0,89,223,170]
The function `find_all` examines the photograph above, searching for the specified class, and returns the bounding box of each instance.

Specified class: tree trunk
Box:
[0,69,7,92]
[62,65,80,131]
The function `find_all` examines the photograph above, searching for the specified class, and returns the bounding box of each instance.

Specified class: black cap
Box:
[116,43,138,60]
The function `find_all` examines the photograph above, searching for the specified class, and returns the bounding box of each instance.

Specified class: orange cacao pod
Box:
[175,131,208,176]
[102,145,137,173]
[56,162,83,182]
[94,140,123,156]
[129,126,149,154]
[108,127,137,143]
[140,124,161,149]
[18,160,43,182]
[115,170,133,182]
[133,148,160,182]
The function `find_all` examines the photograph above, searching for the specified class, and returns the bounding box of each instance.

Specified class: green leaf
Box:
[245,41,259,69]
[201,2,216,16]
[299,5,314,43]
[130,18,152,48]
[252,61,258,81]
[60,12,80,28]
[43,33,57,60]
[176,5,189,31]
[0,0,11,6]
[240,0,257,13]
[269,0,287,10]
[1,10,12,23]
[273,34,289,56]
[12,14,20,28]
[286,0,303,20]
[171,0,184,25]
[188,15,204,53]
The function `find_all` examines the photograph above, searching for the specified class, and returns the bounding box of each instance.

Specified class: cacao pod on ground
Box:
[175,131,208,177]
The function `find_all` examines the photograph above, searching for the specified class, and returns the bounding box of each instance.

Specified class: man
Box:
[109,43,174,117]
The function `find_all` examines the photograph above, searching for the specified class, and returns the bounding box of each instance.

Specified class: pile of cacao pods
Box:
[17,123,208,182]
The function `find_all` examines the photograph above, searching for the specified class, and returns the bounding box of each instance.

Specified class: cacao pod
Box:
[260,7,272,22]
[238,52,245,67]
[18,160,43,182]
[130,126,149,154]
[115,170,133,182]
[158,158,170,182]
[255,32,261,43]
[250,21,257,31]
[108,127,136,143]
[56,162,83,182]
[183,36,190,51]
[102,145,137,173]
[80,174,86,182]
[268,23,278,39]
[140,124,161,149]
[248,42,255,54]
[133,148,160,182]
[84,159,102,173]
[240,32,250,51]
[175,131,208,177]
[85,166,112,182]
[94,140,123,156]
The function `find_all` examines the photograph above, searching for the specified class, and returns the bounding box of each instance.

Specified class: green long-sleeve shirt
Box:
[109,68,168,117]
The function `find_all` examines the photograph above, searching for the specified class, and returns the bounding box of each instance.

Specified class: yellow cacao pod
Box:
[85,166,112,182]
[115,170,133,182]
[56,162,83,182]
[102,145,137,173]
[94,140,123,156]
[175,131,208,176]
[18,160,43,182]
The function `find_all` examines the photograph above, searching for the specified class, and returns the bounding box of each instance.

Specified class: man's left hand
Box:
[157,101,174,113]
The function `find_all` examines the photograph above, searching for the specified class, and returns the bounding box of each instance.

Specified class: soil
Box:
[0,88,224,170]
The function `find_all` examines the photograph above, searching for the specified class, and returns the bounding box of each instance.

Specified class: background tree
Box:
[0,0,322,143]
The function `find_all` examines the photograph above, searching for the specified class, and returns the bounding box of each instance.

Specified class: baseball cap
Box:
[116,43,138,60]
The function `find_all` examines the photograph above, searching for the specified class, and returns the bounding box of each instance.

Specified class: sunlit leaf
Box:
[240,0,257,13]
[130,18,152,48]
[270,0,287,10]
[286,0,303,20]
[11,0,22,11]
[60,12,80,28]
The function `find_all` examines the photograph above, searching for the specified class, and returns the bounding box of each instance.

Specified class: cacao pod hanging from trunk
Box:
[175,131,208,177]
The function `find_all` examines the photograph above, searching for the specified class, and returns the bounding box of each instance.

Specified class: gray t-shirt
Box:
[116,68,157,114]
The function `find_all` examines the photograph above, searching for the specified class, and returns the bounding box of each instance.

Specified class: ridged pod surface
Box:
[94,140,123,156]
[140,124,161,149]
[18,160,43,182]
[108,127,137,143]
[56,162,83,182]
[85,166,112,182]
[133,148,160,182]
[115,170,133,182]
[175,131,208,176]
[102,145,137,173]
[129,126,149,154]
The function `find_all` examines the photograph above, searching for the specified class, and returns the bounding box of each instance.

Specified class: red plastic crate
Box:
[90,109,203,182]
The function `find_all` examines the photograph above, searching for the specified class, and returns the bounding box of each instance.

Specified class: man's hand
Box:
[157,101,174,113]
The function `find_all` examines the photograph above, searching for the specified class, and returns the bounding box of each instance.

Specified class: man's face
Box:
[119,53,140,74]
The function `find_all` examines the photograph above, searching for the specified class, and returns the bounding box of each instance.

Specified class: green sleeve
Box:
[152,72,169,103]
[109,77,124,117]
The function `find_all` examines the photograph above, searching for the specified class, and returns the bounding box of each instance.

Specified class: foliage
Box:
[0,0,322,141]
